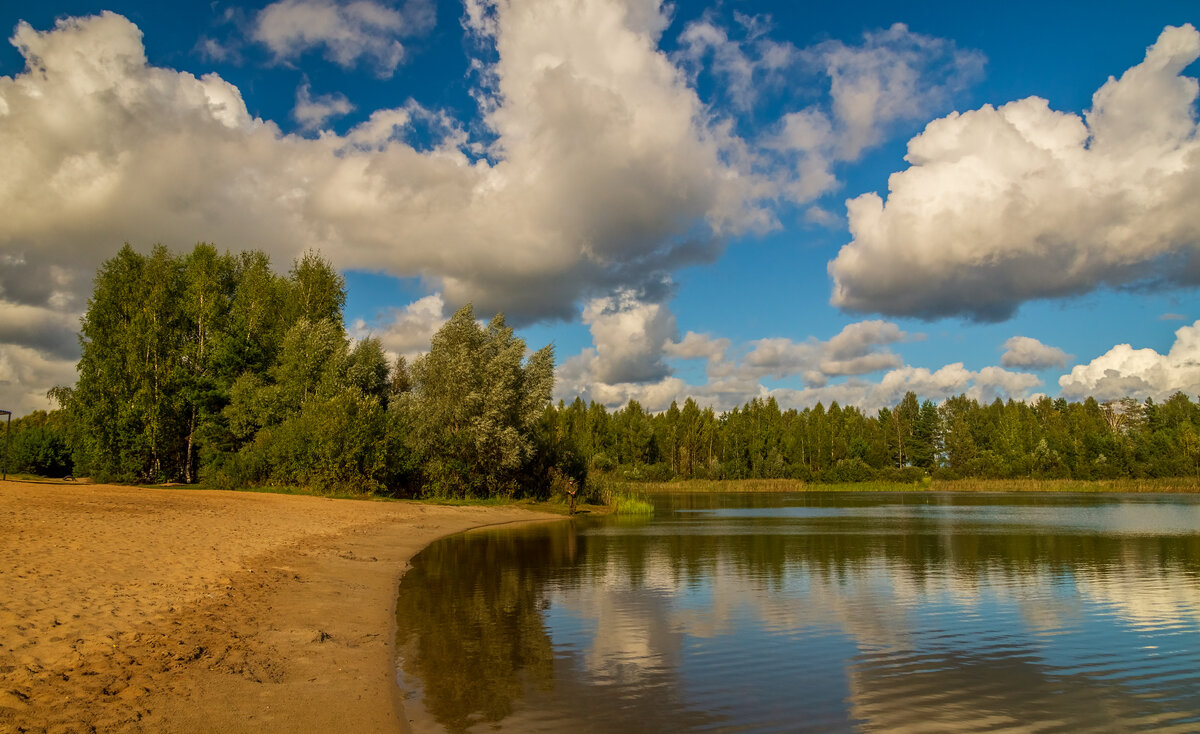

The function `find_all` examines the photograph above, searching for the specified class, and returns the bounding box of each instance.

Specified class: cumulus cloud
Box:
[559,291,678,387]
[830,24,1200,321]
[39,0,760,318]
[813,23,985,161]
[1058,319,1200,402]
[557,309,937,412]
[253,0,435,77]
[662,331,729,364]
[0,5,777,409]
[773,23,984,204]
[742,320,914,383]
[804,205,841,228]
[293,82,354,130]
[348,293,446,360]
[1001,336,1070,369]
[563,347,1041,415]
[774,363,1041,413]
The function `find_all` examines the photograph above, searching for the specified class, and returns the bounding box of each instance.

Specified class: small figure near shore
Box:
[566,478,578,515]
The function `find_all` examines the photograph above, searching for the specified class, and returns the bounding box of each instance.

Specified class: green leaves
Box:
[405,305,555,498]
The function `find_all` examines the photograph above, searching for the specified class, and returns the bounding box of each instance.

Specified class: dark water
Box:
[394,493,1200,732]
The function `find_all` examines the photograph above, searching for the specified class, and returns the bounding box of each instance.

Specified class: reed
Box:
[612,494,655,515]
[593,475,1200,495]
[929,477,1200,493]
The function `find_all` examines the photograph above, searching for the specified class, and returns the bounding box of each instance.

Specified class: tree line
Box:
[5,244,560,498]
[546,390,1200,483]
[2,243,1199,493]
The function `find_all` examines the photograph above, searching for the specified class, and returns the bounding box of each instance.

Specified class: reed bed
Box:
[930,477,1200,493]
[601,476,1200,494]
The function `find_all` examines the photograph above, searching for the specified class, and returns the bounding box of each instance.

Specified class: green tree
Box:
[68,244,190,481]
[287,250,346,325]
[404,305,554,498]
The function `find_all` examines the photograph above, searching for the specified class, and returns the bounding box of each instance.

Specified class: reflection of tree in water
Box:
[395,522,723,733]
[397,496,1200,732]
[847,643,1200,731]
[395,526,576,732]
[621,491,1200,589]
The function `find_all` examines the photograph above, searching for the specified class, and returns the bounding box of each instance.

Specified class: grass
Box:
[0,473,74,483]
[930,477,1200,493]
[611,494,655,515]
[588,474,655,515]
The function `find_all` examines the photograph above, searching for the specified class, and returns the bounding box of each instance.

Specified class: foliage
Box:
[402,305,556,498]
[53,244,395,492]
[0,410,73,477]
[24,243,1200,496]
[540,390,1200,485]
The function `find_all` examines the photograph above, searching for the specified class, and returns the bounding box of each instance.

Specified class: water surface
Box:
[395,492,1200,732]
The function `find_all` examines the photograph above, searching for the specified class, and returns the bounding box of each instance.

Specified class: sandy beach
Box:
[0,480,559,733]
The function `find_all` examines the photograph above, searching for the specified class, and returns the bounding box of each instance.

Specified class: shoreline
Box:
[611,477,1200,494]
[0,480,560,733]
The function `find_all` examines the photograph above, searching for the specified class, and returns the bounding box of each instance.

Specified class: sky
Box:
[1,0,1199,416]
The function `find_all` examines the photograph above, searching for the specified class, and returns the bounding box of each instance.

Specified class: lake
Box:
[395,492,1200,732]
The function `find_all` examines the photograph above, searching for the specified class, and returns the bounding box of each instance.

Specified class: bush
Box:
[590,452,615,472]
[876,465,926,484]
[644,462,673,482]
[2,424,73,477]
[818,458,875,483]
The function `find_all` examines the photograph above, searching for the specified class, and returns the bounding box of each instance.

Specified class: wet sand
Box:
[0,480,559,733]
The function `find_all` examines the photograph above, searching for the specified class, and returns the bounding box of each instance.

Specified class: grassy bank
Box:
[610,476,1200,494]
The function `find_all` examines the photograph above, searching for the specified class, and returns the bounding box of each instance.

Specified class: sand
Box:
[0,480,560,733]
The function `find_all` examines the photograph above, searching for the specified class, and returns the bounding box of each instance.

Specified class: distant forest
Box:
[3,244,1199,496]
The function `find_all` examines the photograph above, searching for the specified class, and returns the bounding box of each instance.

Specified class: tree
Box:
[0,410,73,477]
[179,244,236,482]
[287,250,345,325]
[68,244,190,481]
[404,305,554,498]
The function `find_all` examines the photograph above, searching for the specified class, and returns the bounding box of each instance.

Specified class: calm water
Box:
[395,492,1200,732]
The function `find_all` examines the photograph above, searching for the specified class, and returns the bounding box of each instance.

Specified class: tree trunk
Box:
[184,407,196,484]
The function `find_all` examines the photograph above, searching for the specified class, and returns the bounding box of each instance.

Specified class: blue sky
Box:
[0,0,1198,415]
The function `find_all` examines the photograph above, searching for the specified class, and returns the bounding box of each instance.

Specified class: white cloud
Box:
[557,310,944,413]
[815,23,985,161]
[1001,336,1070,369]
[293,82,354,130]
[742,337,822,379]
[772,23,983,204]
[830,24,1200,321]
[349,293,446,360]
[826,320,914,360]
[197,36,238,63]
[804,205,841,228]
[742,320,913,381]
[0,6,777,410]
[565,353,1042,415]
[253,0,435,78]
[560,291,678,387]
[675,12,798,111]
[1058,319,1200,402]
[773,363,1041,413]
[662,331,730,364]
